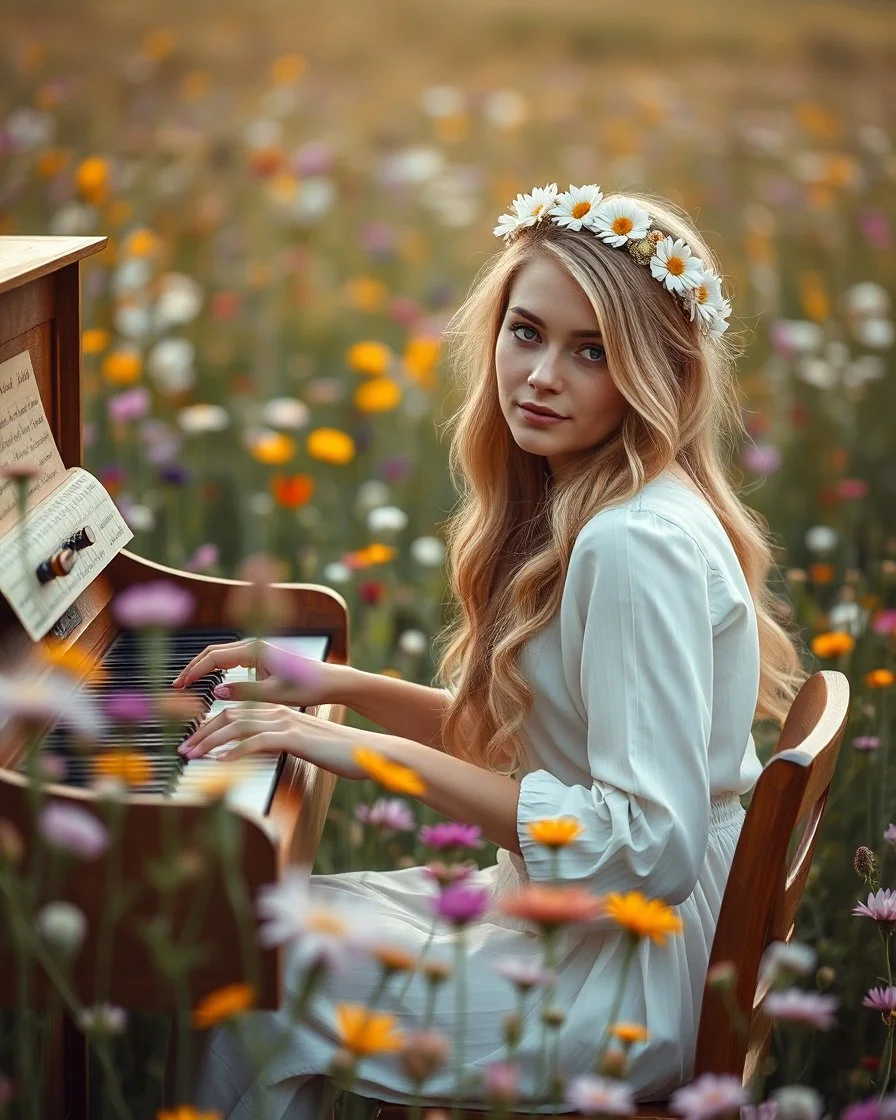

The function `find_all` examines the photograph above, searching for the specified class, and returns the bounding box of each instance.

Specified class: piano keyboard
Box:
[28,628,330,818]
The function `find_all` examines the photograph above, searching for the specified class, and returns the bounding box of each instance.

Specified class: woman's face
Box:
[495,255,630,476]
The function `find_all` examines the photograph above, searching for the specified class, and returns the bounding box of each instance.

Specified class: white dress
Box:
[195,471,763,1116]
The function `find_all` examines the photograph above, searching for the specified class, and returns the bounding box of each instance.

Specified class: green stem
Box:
[451,926,467,1120]
[592,937,638,1075]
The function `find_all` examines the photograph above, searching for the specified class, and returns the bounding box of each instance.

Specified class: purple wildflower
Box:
[741,443,782,476]
[159,464,190,486]
[265,644,325,691]
[418,822,484,851]
[843,1095,896,1120]
[432,882,491,926]
[107,387,151,425]
[379,455,413,484]
[872,609,896,636]
[762,990,838,1030]
[863,985,896,1015]
[354,798,416,832]
[492,957,556,992]
[739,1103,778,1120]
[669,1073,749,1120]
[113,580,195,629]
[853,736,881,751]
[105,691,154,724]
[39,802,109,860]
[854,889,896,924]
[884,823,896,849]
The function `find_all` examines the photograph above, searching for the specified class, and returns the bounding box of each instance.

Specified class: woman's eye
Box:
[580,345,606,363]
[510,323,539,343]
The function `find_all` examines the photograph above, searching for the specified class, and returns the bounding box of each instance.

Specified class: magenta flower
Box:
[104,691,153,724]
[741,443,782,476]
[863,985,896,1015]
[485,1061,519,1104]
[185,543,220,573]
[113,580,195,629]
[762,990,838,1030]
[355,798,416,832]
[843,1095,896,1120]
[419,822,484,851]
[854,889,896,924]
[565,1075,635,1116]
[39,802,109,860]
[669,1073,749,1119]
[853,736,882,751]
[872,610,896,636]
[432,882,491,926]
[265,644,326,691]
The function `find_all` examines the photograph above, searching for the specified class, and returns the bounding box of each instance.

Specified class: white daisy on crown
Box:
[493,182,731,339]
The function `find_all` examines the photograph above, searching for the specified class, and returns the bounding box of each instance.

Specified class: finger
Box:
[180,716,274,760]
[218,731,291,762]
[211,678,302,703]
[173,642,257,688]
[178,705,282,756]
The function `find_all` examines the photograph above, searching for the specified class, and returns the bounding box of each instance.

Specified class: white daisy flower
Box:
[548,184,605,232]
[688,269,729,326]
[591,198,651,247]
[649,236,705,293]
[493,182,559,240]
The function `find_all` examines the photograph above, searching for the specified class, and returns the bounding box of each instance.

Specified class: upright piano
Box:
[0,237,349,1064]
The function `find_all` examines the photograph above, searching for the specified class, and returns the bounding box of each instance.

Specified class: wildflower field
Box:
[2,0,896,1114]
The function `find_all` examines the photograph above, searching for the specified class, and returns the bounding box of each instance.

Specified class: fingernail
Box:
[213,685,231,699]
[178,741,191,754]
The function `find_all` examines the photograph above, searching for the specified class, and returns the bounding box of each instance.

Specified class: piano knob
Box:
[36,548,77,585]
[63,525,96,552]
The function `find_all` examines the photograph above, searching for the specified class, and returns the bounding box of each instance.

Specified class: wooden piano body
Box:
[0,237,348,1015]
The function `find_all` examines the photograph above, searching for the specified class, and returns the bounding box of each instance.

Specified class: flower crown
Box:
[493,183,731,339]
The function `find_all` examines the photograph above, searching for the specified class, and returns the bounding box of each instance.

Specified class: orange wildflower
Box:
[157,1108,222,1120]
[142,28,176,61]
[404,337,440,389]
[269,53,306,85]
[526,817,585,848]
[37,149,70,179]
[810,632,855,659]
[808,563,836,585]
[75,156,111,205]
[102,350,142,386]
[94,751,152,788]
[603,891,683,944]
[123,229,160,258]
[609,1023,649,1044]
[372,944,417,973]
[250,432,295,466]
[82,329,111,355]
[346,341,391,376]
[497,884,604,931]
[866,670,895,689]
[271,473,314,508]
[345,277,388,313]
[353,747,426,796]
[191,983,255,1029]
[40,638,105,685]
[335,1004,404,1056]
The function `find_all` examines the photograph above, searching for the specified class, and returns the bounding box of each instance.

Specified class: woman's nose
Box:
[527,354,563,389]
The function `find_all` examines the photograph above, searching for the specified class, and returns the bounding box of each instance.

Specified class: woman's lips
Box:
[518,404,567,426]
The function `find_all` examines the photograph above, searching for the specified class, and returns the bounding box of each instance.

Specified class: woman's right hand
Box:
[171,638,342,709]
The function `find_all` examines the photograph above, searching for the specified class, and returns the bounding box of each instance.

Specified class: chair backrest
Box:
[692,670,850,1083]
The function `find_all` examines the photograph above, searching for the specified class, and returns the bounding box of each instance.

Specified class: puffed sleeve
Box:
[516,508,715,905]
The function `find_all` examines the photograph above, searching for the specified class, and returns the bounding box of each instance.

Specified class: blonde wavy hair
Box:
[433,191,806,776]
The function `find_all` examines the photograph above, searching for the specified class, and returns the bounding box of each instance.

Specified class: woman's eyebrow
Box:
[508,305,602,339]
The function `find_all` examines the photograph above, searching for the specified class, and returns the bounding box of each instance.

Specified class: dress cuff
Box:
[516,768,563,884]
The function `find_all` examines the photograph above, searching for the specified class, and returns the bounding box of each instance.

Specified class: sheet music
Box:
[0,468,133,640]
[0,350,66,535]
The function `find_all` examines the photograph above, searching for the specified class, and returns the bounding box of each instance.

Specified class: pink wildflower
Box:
[854,888,896,924]
[265,643,326,691]
[565,1075,635,1116]
[113,580,195,629]
[863,985,896,1016]
[354,798,416,832]
[762,990,838,1029]
[418,822,484,850]
[871,609,896,636]
[884,823,896,849]
[853,736,882,751]
[485,1061,519,1104]
[39,802,109,860]
[184,542,220,573]
[492,957,557,992]
[105,691,154,724]
[669,1073,749,1119]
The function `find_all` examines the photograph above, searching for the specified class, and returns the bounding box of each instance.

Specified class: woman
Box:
[175,183,805,1116]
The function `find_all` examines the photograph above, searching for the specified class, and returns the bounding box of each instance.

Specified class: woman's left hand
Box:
[177,704,371,781]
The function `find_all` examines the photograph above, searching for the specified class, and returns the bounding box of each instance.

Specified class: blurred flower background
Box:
[2,0,896,1110]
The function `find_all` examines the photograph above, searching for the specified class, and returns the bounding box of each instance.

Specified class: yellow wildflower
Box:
[345,277,388,313]
[94,751,152,788]
[526,817,585,848]
[866,669,895,689]
[346,341,392,377]
[353,747,426,796]
[250,433,295,466]
[306,428,355,465]
[335,1004,404,1056]
[810,632,855,659]
[123,229,160,258]
[191,983,255,1029]
[102,350,142,386]
[603,891,683,944]
[609,1023,649,1045]
[404,337,440,389]
[354,378,402,414]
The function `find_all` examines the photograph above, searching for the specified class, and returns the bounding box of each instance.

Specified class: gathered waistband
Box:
[710,792,744,830]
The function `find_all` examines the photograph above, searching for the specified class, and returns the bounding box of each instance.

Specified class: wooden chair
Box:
[373,669,850,1120]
